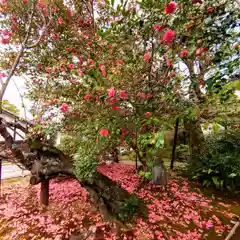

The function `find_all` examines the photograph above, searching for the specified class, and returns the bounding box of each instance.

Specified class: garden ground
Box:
[0,163,239,240]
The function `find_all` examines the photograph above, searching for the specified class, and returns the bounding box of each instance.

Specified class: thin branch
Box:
[12,79,27,120]
[0,1,36,106]
[26,7,52,49]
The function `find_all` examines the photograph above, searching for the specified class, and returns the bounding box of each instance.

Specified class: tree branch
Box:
[0,1,36,106]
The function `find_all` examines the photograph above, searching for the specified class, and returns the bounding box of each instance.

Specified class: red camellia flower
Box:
[171,71,177,77]
[60,65,65,72]
[36,63,43,69]
[198,78,204,86]
[165,1,177,14]
[1,37,9,44]
[145,112,151,117]
[67,63,75,69]
[60,103,69,113]
[163,29,175,43]
[88,59,94,65]
[99,129,109,137]
[57,17,64,25]
[116,59,124,65]
[51,34,57,41]
[144,53,151,63]
[112,106,121,110]
[23,0,28,4]
[192,0,202,4]
[108,87,116,98]
[196,48,208,55]
[179,49,189,57]
[154,24,165,32]
[207,7,213,13]
[147,93,152,99]
[109,98,117,105]
[119,90,127,100]
[84,94,91,100]
[166,59,173,68]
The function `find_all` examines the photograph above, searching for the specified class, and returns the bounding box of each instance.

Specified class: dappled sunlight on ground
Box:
[0,164,239,240]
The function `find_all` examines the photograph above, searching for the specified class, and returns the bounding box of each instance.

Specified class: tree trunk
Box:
[184,120,205,163]
[0,122,146,219]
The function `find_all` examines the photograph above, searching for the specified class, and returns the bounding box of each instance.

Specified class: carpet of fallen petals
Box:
[0,163,239,240]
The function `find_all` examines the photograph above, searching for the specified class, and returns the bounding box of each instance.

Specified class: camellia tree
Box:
[0,0,240,214]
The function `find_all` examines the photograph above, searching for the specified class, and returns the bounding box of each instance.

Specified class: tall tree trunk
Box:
[184,119,205,163]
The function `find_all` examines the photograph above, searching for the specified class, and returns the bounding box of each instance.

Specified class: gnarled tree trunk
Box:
[0,120,145,219]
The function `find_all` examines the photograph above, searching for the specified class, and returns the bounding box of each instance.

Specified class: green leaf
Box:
[144,172,152,180]
[228,173,237,178]
[212,176,220,188]
[208,169,213,174]
[155,131,164,149]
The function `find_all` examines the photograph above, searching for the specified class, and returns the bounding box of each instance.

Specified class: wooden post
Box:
[170,117,179,170]
[13,119,16,140]
[40,179,49,206]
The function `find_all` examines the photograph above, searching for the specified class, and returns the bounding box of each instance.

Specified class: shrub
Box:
[189,129,240,193]
[117,196,139,222]
[58,135,81,157]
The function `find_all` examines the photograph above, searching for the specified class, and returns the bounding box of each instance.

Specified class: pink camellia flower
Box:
[108,87,116,98]
[0,72,6,79]
[60,103,69,113]
[163,29,175,43]
[144,53,152,63]
[119,90,127,100]
[2,29,12,37]
[179,49,189,57]
[145,112,151,117]
[99,64,107,77]
[78,69,84,77]
[45,67,51,73]
[99,129,109,137]
[165,1,177,14]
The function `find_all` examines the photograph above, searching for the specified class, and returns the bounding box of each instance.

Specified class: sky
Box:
[3,76,33,120]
